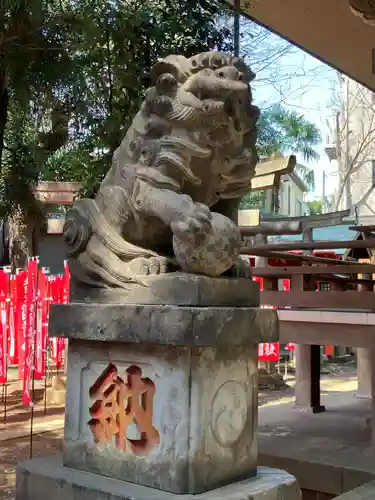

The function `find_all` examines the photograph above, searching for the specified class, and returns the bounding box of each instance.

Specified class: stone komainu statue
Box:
[64,52,259,291]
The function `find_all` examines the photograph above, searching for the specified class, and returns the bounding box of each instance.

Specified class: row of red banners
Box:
[0,257,70,406]
[253,276,293,361]
[253,275,334,359]
[258,342,295,361]
[0,266,330,401]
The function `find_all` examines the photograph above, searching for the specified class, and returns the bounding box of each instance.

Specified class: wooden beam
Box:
[248,249,354,266]
[251,173,276,191]
[253,264,375,276]
[279,319,375,348]
[254,155,296,178]
[241,238,375,253]
[261,209,353,229]
[34,181,82,205]
[325,277,375,286]
[240,220,302,236]
[261,290,375,310]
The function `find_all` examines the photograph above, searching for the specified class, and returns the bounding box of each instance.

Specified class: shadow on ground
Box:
[0,429,63,500]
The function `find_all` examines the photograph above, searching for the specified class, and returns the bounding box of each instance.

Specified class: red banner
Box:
[258,342,280,361]
[252,276,264,291]
[325,345,334,356]
[50,275,66,370]
[34,270,49,380]
[16,271,27,381]
[0,259,71,408]
[0,270,9,384]
[22,258,39,407]
[281,279,290,291]
[285,342,295,351]
[9,274,18,365]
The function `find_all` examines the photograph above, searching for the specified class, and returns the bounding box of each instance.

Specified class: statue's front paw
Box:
[128,256,174,276]
[227,258,252,279]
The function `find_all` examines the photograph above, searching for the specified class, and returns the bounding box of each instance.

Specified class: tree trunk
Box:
[8,206,37,272]
[0,76,8,165]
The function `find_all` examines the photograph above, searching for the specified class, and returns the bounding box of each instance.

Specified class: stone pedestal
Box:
[17,456,301,500]
[63,339,260,493]
[16,275,300,500]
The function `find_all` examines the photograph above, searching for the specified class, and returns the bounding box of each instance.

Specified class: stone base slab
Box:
[49,303,278,346]
[16,455,301,500]
[70,273,260,306]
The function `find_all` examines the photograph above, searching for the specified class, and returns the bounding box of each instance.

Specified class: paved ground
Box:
[258,365,375,496]
[0,363,360,500]
[0,374,65,500]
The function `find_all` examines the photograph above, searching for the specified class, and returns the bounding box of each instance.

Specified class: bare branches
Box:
[328,75,375,210]
[229,16,332,107]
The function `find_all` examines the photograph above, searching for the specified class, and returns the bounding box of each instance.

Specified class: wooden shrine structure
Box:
[239,208,375,446]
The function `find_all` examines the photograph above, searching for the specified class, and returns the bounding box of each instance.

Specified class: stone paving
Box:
[0,364,360,500]
[0,374,65,500]
[258,366,375,496]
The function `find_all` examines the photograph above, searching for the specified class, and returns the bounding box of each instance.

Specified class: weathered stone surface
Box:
[45,375,66,405]
[49,303,278,346]
[62,340,259,493]
[16,455,301,500]
[172,213,241,277]
[70,273,260,306]
[63,52,259,290]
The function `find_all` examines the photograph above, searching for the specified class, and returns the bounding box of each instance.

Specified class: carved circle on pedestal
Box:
[210,380,249,447]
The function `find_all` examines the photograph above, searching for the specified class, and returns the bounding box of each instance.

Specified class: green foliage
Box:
[239,191,265,210]
[307,199,324,215]
[0,0,322,262]
[256,103,321,192]
[258,104,322,161]
[0,100,41,217]
[0,0,233,203]
[0,0,233,266]
[238,104,321,212]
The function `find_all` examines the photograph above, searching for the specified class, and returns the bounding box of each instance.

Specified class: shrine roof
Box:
[226,0,375,93]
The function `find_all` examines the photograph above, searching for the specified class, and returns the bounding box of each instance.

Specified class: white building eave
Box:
[226,0,375,93]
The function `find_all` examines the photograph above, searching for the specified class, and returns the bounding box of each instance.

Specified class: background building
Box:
[261,167,308,217]
[326,76,375,221]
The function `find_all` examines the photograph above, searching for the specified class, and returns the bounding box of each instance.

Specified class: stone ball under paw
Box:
[172,212,241,277]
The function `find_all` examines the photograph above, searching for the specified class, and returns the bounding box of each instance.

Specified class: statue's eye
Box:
[218,71,224,77]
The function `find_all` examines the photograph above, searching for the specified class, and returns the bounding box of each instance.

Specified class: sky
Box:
[241,21,340,202]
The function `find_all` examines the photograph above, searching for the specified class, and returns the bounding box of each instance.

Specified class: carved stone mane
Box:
[64,52,259,295]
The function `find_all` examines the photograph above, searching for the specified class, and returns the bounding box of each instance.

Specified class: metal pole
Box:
[3,383,7,423]
[234,0,240,57]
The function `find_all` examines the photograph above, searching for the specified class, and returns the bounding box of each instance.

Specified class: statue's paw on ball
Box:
[172,212,241,277]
